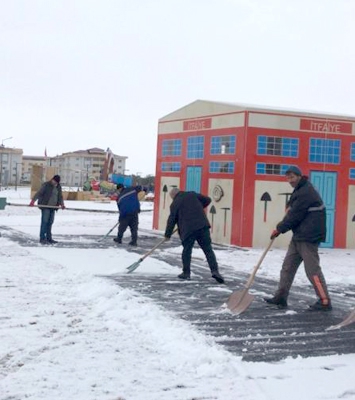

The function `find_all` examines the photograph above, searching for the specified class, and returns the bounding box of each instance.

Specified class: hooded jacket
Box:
[276,176,326,243]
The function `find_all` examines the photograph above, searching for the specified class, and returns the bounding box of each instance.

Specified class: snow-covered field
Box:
[0,187,354,400]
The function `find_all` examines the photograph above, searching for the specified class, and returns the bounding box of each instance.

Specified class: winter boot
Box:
[178,272,191,280]
[264,295,288,309]
[308,299,332,311]
[128,241,137,247]
[211,271,225,284]
[113,238,122,243]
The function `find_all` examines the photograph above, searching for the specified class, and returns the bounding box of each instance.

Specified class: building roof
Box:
[159,99,355,122]
[23,155,46,160]
[59,148,127,159]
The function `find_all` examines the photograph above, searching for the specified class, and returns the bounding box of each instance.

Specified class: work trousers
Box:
[181,227,219,274]
[276,240,330,304]
[40,208,56,241]
[117,213,139,244]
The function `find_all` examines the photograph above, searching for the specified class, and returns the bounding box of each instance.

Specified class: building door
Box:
[186,166,202,193]
[310,171,337,248]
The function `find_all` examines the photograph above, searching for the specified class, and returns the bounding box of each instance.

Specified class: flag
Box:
[44,147,47,158]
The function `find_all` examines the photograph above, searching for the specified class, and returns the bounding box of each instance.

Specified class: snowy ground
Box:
[0,187,354,400]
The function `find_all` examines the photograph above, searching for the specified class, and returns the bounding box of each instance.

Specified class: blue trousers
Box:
[40,209,56,241]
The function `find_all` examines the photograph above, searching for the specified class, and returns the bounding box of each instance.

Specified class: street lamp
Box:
[0,136,13,191]
[1,137,13,147]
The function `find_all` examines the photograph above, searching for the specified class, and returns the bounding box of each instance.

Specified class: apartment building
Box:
[22,155,47,183]
[0,146,23,189]
[48,147,127,187]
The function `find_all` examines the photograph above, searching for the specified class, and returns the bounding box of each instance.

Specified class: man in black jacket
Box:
[264,166,332,311]
[30,175,65,244]
[164,188,224,284]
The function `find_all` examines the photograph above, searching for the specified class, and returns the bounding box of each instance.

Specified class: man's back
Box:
[117,186,140,217]
[167,191,211,241]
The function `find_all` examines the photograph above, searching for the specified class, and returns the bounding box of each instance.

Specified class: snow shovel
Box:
[226,239,275,315]
[98,221,120,242]
[126,228,178,274]
[2,201,152,214]
[326,308,355,331]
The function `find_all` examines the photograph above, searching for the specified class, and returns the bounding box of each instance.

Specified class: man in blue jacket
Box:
[164,188,224,284]
[114,183,141,246]
[264,166,331,311]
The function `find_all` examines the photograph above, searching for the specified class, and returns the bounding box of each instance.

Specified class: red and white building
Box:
[153,100,355,249]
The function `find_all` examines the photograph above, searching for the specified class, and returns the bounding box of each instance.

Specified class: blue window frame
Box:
[256,163,291,175]
[211,135,236,155]
[162,139,182,156]
[351,143,355,161]
[187,136,204,159]
[257,136,299,157]
[161,162,181,172]
[350,168,355,179]
[209,161,235,174]
[309,138,341,164]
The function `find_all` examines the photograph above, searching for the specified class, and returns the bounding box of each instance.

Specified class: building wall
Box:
[245,111,355,249]
[207,178,234,244]
[154,111,245,234]
[346,185,355,248]
[48,149,127,187]
[252,180,293,248]
[22,156,47,182]
[155,101,355,249]
[0,147,23,187]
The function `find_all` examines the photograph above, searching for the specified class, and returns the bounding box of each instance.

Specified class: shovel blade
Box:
[326,309,355,331]
[226,289,255,315]
[126,259,142,274]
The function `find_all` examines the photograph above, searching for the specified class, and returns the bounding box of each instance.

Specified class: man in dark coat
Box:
[30,175,65,244]
[114,183,141,246]
[164,188,224,284]
[264,166,332,311]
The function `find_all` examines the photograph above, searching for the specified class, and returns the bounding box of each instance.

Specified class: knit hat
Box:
[285,166,302,176]
[116,183,124,190]
[52,175,61,183]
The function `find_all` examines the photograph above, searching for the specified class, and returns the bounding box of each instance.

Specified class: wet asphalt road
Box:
[3,226,355,362]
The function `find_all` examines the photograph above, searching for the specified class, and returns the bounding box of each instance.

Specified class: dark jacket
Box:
[116,186,141,219]
[277,176,326,243]
[33,181,64,208]
[165,191,211,241]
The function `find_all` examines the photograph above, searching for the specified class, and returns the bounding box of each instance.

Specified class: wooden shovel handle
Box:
[244,238,275,289]
[7,202,60,209]
[140,228,178,261]
[6,202,152,214]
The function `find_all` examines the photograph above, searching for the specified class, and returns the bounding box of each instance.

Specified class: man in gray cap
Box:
[264,166,332,311]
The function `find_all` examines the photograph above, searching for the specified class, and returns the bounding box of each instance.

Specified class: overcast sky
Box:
[1,0,354,176]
